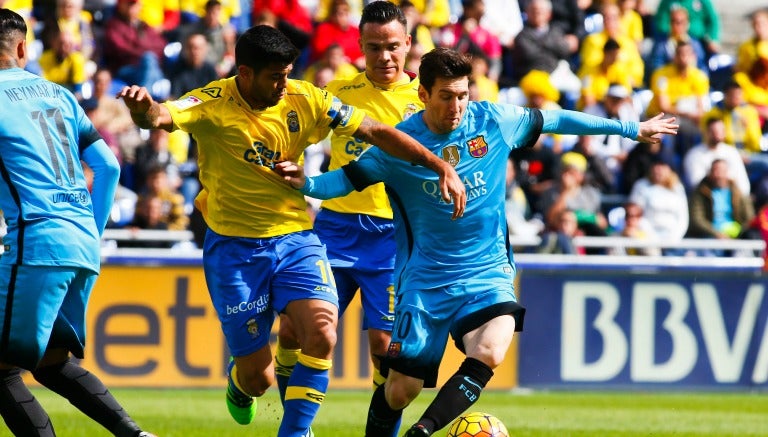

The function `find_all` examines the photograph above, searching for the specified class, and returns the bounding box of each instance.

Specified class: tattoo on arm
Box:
[353,116,378,144]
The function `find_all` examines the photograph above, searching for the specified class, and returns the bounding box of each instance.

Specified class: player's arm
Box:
[116,85,174,131]
[81,139,120,235]
[542,110,678,143]
[352,115,466,219]
[274,161,360,199]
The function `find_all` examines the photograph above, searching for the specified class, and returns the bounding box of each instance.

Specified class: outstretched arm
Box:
[352,115,466,219]
[274,161,357,199]
[116,85,174,131]
[542,110,678,143]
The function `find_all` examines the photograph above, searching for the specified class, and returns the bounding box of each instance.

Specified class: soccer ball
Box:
[445,412,509,437]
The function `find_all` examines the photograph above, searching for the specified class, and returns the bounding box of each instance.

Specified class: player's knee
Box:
[239,368,274,397]
[301,323,337,357]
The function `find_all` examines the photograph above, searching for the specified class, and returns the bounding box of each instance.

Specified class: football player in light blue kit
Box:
[276,47,678,437]
[0,9,155,437]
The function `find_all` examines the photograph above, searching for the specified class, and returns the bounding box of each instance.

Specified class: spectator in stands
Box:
[613,201,660,256]
[103,0,167,98]
[647,40,709,164]
[620,137,663,195]
[581,83,640,191]
[509,130,560,217]
[618,0,644,48]
[480,0,522,54]
[470,54,498,102]
[628,157,689,248]
[512,0,579,91]
[302,43,359,84]
[748,198,768,268]
[578,38,634,110]
[52,0,95,61]
[520,0,585,42]
[735,10,768,74]
[178,0,237,78]
[250,0,312,54]
[647,5,707,76]
[38,25,87,97]
[536,208,583,254]
[168,32,219,99]
[733,43,768,128]
[80,97,121,163]
[139,0,181,33]
[688,159,754,245]
[683,116,751,197]
[309,0,364,70]
[653,0,720,57]
[539,151,608,245]
[569,137,616,195]
[438,0,502,80]
[399,0,435,68]
[131,165,189,232]
[394,0,451,29]
[578,2,644,89]
[87,68,143,159]
[506,156,544,237]
[705,81,768,187]
[132,128,181,194]
[180,0,242,28]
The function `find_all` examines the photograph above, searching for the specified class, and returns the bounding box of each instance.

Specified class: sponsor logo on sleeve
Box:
[170,95,202,110]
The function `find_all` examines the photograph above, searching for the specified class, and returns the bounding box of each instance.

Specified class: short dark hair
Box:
[0,9,27,55]
[418,47,473,93]
[603,38,620,52]
[235,25,300,72]
[359,0,407,32]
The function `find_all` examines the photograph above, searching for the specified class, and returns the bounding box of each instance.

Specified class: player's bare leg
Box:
[226,345,275,425]
[406,315,516,436]
[277,298,337,436]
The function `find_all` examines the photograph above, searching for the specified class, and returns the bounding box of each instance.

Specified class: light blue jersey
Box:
[0,68,113,273]
[303,102,639,291]
[303,102,639,384]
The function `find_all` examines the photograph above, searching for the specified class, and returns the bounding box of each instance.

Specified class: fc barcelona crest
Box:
[442,145,460,167]
[467,135,488,158]
[287,110,300,132]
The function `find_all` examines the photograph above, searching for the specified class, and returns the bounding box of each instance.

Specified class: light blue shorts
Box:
[384,279,525,387]
[0,265,96,370]
[203,229,339,357]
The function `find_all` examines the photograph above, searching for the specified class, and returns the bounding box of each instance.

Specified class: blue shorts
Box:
[314,209,395,332]
[203,229,339,357]
[0,265,96,370]
[384,276,525,388]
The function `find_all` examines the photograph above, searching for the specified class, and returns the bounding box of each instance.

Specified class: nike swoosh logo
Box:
[463,376,482,391]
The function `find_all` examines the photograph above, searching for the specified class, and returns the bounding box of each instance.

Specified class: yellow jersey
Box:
[322,72,423,219]
[164,77,365,238]
[646,65,709,116]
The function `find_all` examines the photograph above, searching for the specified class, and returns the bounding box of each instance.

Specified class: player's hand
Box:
[438,162,466,220]
[116,85,155,115]
[273,161,306,189]
[637,113,679,143]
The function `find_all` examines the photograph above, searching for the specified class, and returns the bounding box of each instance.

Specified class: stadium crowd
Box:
[7,0,768,259]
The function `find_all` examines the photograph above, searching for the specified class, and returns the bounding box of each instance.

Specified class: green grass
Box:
[13,388,768,436]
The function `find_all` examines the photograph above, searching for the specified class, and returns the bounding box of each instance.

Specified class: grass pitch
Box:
[14,388,768,436]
